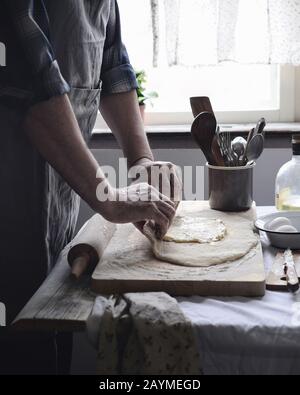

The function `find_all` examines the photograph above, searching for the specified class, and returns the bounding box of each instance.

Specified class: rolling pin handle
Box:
[70,252,90,279]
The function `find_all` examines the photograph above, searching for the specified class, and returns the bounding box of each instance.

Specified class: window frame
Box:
[95,65,296,129]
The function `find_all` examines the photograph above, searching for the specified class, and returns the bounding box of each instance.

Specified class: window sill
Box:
[90,122,300,150]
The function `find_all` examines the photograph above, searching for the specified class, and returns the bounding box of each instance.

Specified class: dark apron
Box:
[0,0,110,323]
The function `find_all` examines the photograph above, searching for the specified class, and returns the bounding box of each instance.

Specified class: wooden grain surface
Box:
[12,249,95,332]
[13,206,272,332]
[92,201,265,297]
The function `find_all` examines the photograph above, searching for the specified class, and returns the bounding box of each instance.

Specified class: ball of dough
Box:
[266,217,292,231]
[276,225,298,233]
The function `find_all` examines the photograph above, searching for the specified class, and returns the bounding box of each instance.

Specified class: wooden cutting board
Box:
[91,201,266,297]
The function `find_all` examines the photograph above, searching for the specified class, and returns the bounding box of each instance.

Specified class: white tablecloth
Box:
[178,291,300,375]
[177,207,300,375]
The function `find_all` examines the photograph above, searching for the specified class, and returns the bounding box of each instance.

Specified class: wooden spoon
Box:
[191,111,218,165]
[190,96,214,118]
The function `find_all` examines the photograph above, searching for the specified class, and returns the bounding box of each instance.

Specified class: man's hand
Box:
[130,158,183,202]
[128,158,182,237]
[100,183,176,238]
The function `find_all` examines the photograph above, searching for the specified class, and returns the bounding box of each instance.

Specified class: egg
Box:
[275,225,298,233]
[266,217,292,231]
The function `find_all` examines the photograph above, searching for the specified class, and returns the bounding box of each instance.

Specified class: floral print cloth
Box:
[87,292,202,375]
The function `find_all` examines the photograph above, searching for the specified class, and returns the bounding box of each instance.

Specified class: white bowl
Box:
[255,212,300,250]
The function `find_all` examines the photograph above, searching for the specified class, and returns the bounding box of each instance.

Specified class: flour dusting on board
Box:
[163,216,227,244]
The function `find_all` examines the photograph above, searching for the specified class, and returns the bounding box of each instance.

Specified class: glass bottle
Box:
[276,135,300,211]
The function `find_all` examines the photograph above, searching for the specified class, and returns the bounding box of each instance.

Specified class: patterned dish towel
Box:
[87,292,201,375]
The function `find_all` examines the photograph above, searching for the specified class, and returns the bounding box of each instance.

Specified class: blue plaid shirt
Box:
[0,0,137,109]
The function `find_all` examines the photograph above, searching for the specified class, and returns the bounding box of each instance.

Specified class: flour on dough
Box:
[144,207,258,268]
[163,216,226,244]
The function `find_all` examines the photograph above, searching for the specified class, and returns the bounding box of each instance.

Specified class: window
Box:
[139,64,289,124]
[97,1,298,128]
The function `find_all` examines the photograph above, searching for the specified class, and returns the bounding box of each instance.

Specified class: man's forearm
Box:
[22,93,177,235]
[23,94,107,213]
[99,90,154,168]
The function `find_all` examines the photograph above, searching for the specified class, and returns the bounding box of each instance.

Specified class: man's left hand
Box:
[129,158,182,236]
[130,158,182,202]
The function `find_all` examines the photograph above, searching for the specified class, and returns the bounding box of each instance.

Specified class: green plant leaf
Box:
[135,69,158,105]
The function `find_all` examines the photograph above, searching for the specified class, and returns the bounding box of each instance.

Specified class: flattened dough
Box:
[144,205,258,267]
[163,216,226,243]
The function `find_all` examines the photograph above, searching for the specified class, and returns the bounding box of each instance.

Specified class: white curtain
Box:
[177,0,300,65]
[119,0,300,67]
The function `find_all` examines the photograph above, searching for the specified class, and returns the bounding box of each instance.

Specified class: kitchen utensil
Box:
[228,133,240,166]
[231,137,247,166]
[284,249,300,293]
[245,133,265,163]
[218,132,231,166]
[67,214,116,279]
[221,131,237,166]
[190,96,214,118]
[218,131,227,164]
[211,135,225,166]
[254,117,267,137]
[267,250,300,291]
[191,111,217,165]
[255,212,300,250]
[207,162,255,211]
[241,128,255,165]
[216,127,227,162]
[217,129,235,166]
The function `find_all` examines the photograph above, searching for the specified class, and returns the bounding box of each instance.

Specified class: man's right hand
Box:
[99,183,176,239]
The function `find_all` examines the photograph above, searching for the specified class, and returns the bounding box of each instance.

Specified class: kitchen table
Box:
[13,207,300,375]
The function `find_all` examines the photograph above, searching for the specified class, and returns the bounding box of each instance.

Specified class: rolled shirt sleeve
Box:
[100,0,138,96]
[1,0,69,107]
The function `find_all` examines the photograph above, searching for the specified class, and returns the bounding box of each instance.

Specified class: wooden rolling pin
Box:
[67,214,116,279]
